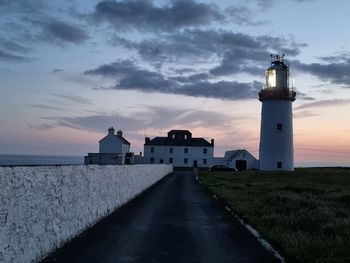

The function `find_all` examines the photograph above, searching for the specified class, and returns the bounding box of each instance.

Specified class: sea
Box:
[0,154,348,167]
[0,154,84,166]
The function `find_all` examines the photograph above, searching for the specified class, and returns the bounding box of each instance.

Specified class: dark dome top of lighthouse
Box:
[269,54,289,70]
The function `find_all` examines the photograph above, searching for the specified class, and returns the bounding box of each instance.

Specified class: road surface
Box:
[41,171,279,263]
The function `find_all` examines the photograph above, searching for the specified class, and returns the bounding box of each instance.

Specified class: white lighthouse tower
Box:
[259,54,296,171]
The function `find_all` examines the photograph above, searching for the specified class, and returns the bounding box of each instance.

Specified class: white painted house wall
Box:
[144,145,213,167]
[99,135,130,154]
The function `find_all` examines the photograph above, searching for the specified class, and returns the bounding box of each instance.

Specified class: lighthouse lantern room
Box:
[258,54,296,171]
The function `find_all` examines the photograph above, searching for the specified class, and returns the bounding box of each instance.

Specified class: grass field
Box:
[198,168,350,263]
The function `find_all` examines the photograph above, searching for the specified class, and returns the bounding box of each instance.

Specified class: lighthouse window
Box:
[277,162,282,168]
[267,69,276,88]
[277,123,283,131]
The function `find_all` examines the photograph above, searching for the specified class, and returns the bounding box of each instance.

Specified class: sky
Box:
[1,0,350,166]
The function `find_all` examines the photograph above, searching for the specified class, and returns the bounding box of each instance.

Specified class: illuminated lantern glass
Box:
[267,69,276,88]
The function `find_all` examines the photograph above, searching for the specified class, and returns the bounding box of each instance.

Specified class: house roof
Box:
[224,149,257,161]
[99,135,130,145]
[145,137,212,147]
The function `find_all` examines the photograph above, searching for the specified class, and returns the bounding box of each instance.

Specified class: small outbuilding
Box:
[213,149,258,170]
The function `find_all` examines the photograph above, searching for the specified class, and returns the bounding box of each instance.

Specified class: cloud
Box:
[50,93,93,105]
[225,6,267,25]
[0,50,32,62]
[293,57,350,86]
[112,29,305,75]
[26,104,61,110]
[48,105,232,134]
[41,20,89,44]
[293,110,318,119]
[0,39,31,54]
[90,0,224,32]
[0,0,48,14]
[295,99,350,110]
[85,60,260,100]
[51,68,63,73]
[251,0,315,10]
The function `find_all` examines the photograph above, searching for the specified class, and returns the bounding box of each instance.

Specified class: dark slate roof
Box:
[99,135,130,145]
[145,137,212,147]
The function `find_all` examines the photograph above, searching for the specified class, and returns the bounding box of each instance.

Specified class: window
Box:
[184,158,188,164]
[277,162,282,168]
[203,148,207,154]
[184,134,188,139]
[277,123,283,131]
[150,147,154,153]
[150,157,154,163]
[169,158,173,163]
[172,134,175,139]
[267,69,276,88]
[184,148,188,154]
[169,147,173,153]
[203,159,207,165]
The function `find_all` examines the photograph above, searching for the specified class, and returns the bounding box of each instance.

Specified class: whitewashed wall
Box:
[0,164,172,263]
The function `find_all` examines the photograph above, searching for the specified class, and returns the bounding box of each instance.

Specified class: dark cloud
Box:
[225,6,266,26]
[0,0,48,14]
[0,50,32,62]
[252,0,315,10]
[85,60,260,100]
[293,57,350,85]
[51,68,63,73]
[91,0,224,32]
[42,20,89,44]
[0,39,31,54]
[112,29,305,75]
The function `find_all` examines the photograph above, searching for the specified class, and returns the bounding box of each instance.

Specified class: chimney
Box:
[145,137,150,144]
[211,139,214,146]
[108,126,115,135]
[117,130,123,137]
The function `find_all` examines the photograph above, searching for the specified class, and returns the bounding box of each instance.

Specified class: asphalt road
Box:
[41,171,279,263]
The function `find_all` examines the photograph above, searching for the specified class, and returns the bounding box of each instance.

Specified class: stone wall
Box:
[0,164,173,263]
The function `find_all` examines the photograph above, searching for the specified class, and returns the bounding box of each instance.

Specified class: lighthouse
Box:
[258,54,296,171]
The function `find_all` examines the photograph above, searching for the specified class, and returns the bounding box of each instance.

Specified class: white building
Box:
[144,130,214,168]
[258,54,296,171]
[213,149,258,170]
[99,127,130,155]
[84,127,132,165]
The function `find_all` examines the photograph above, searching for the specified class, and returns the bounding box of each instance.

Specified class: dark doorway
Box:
[236,160,247,171]
[125,158,130,165]
[193,160,198,167]
[160,159,164,164]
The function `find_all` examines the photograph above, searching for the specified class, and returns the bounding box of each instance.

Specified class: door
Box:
[193,160,198,167]
[236,160,247,171]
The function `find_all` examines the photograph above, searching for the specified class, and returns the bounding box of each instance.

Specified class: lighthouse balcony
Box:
[259,88,296,102]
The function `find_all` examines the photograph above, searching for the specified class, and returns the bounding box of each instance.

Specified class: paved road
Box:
[41,171,279,263]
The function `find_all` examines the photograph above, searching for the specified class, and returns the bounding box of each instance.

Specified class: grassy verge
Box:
[198,168,350,263]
